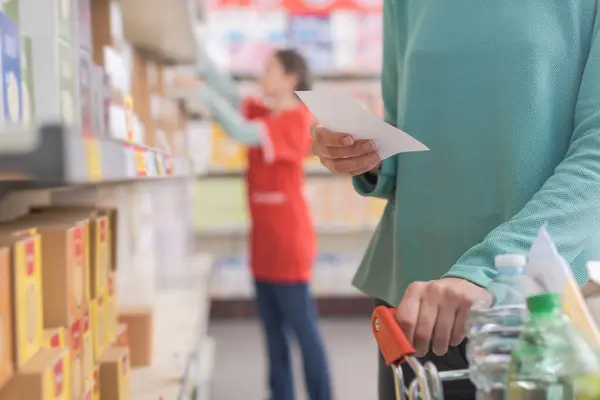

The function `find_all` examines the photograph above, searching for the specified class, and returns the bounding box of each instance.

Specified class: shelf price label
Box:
[84,137,102,181]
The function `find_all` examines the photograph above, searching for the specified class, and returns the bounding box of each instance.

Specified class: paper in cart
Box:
[527,226,600,348]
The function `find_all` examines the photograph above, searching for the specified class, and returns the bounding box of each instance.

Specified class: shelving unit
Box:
[0,125,192,186]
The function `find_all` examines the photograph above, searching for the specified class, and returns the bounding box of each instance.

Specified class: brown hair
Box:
[274,49,312,91]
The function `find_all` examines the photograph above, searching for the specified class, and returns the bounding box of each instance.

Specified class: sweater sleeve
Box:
[196,86,261,145]
[445,18,600,289]
[352,0,398,200]
[198,48,242,109]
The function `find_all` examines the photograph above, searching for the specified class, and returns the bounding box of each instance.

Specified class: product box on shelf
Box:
[0,246,12,390]
[91,63,108,137]
[115,324,128,347]
[118,307,152,367]
[210,122,247,171]
[20,35,34,125]
[79,50,93,135]
[82,307,93,392]
[30,207,115,298]
[44,327,66,349]
[104,294,117,348]
[77,0,91,51]
[91,295,106,361]
[0,347,70,400]
[98,347,130,400]
[2,0,18,23]
[92,364,99,400]
[8,218,87,327]
[0,11,22,126]
[0,229,42,368]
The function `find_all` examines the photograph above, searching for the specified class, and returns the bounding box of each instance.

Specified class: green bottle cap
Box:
[527,292,562,314]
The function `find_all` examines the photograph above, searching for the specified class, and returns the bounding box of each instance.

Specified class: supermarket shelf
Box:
[0,124,193,187]
[198,165,334,179]
[233,72,381,82]
[121,0,198,64]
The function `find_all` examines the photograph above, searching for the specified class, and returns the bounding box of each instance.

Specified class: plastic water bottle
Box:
[466,254,529,397]
[508,292,600,400]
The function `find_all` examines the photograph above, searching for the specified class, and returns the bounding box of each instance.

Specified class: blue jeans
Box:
[254,280,332,400]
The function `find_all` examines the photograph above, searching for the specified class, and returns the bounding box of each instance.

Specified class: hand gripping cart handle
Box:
[372,306,470,400]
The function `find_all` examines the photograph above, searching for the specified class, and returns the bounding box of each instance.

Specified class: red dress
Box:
[242,97,316,283]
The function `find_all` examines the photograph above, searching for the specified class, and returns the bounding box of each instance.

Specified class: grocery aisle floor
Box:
[209,318,377,399]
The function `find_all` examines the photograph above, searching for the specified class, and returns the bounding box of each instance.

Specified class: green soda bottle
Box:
[507,292,600,400]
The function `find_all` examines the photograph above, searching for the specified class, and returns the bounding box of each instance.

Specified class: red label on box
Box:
[83,309,90,332]
[54,358,64,397]
[50,333,61,348]
[99,219,106,242]
[70,320,82,351]
[25,238,35,276]
[74,226,83,258]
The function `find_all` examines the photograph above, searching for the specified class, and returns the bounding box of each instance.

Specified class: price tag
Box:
[85,137,102,181]
[124,146,135,177]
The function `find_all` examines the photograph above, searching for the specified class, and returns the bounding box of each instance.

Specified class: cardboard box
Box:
[0,247,13,390]
[0,230,43,368]
[29,207,114,297]
[91,296,106,361]
[0,12,22,126]
[44,327,66,349]
[92,364,99,400]
[20,35,35,125]
[99,347,130,400]
[115,324,128,347]
[0,347,70,400]
[82,307,93,390]
[104,294,117,347]
[19,213,91,303]
[7,219,87,328]
[69,318,83,400]
[118,307,152,367]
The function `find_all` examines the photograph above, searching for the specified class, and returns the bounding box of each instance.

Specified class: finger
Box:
[395,282,425,344]
[319,151,380,174]
[320,140,377,160]
[413,283,441,356]
[313,125,354,147]
[449,303,470,347]
[431,301,456,356]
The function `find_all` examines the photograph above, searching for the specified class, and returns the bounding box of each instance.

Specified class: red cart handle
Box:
[372,306,416,366]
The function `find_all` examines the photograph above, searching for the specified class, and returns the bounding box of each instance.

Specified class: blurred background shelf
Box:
[0,124,193,188]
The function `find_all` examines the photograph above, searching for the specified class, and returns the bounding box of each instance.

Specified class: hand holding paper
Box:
[297,90,429,159]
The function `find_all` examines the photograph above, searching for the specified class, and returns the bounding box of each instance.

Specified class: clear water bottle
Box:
[466,254,530,397]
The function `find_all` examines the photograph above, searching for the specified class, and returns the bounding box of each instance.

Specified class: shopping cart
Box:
[372,306,470,400]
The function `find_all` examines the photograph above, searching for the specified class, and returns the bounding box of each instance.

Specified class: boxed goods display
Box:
[68,318,83,400]
[0,12,22,126]
[118,307,152,367]
[104,294,117,348]
[98,347,131,400]
[0,228,43,368]
[0,246,12,390]
[92,364,99,400]
[0,347,70,400]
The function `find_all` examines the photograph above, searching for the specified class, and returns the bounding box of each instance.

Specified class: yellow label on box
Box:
[91,297,106,361]
[85,137,102,181]
[211,123,247,170]
[134,148,146,176]
[81,221,91,302]
[82,308,94,388]
[43,350,71,400]
[94,217,110,297]
[15,235,43,367]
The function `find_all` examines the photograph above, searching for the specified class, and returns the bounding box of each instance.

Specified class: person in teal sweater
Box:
[312,1,600,398]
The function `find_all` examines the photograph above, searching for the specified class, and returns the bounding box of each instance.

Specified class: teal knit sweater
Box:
[353,0,600,306]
